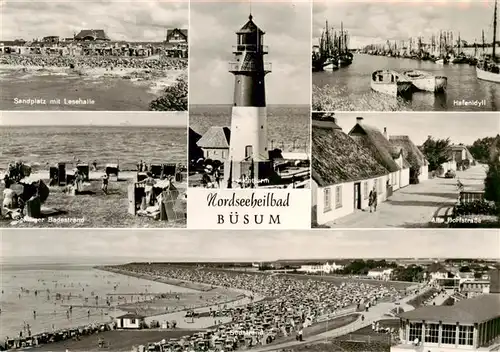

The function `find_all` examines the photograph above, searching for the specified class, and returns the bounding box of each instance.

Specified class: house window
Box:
[131,319,136,324]
[363,182,368,200]
[441,324,456,345]
[409,323,422,342]
[424,323,439,343]
[245,145,253,159]
[323,188,331,212]
[206,150,210,158]
[459,325,473,346]
[222,150,226,159]
[335,185,342,208]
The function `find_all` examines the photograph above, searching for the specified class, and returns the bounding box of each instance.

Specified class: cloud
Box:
[190,1,311,105]
[313,0,496,49]
[334,112,500,145]
[1,0,188,42]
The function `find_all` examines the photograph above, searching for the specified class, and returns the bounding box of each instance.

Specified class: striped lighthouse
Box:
[224,14,272,188]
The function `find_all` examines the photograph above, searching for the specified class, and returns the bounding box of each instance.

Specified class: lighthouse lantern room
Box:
[224,14,273,188]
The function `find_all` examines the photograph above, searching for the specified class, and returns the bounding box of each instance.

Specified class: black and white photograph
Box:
[1,229,499,352]
[312,112,500,228]
[312,0,500,112]
[0,112,188,228]
[0,0,188,111]
[188,1,311,189]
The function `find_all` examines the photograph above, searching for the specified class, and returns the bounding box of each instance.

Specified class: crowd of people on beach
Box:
[0,55,187,71]
[111,265,407,352]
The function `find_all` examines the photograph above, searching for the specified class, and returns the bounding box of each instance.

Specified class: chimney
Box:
[356,117,363,123]
[384,127,388,140]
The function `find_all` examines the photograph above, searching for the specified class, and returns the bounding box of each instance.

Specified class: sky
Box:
[1,229,499,263]
[313,0,498,49]
[189,1,311,105]
[0,112,187,127]
[0,0,188,42]
[333,112,500,145]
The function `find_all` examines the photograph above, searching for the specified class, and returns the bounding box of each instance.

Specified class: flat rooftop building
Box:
[391,294,500,352]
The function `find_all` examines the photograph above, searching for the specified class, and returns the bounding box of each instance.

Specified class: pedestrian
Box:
[101,174,109,194]
[369,186,378,212]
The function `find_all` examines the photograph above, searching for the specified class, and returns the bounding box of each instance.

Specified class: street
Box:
[326,164,487,228]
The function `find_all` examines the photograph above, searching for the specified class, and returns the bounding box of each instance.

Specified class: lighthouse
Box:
[224,14,272,188]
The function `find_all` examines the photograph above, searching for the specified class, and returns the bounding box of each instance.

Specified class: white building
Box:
[389,135,429,184]
[115,313,145,329]
[348,118,411,194]
[391,294,500,352]
[298,262,345,274]
[311,116,391,225]
[367,268,394,280]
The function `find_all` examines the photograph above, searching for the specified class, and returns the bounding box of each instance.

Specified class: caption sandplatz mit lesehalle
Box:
[188,2,311,190]
[0,113,188,227]
[2,253,499,352]
[0,0,188,111]
[311,112,500,229]
[312,0,500,112]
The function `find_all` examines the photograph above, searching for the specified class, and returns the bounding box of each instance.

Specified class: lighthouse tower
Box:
[224,14,272,188]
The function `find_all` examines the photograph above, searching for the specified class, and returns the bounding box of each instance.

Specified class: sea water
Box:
[0,263,194,338]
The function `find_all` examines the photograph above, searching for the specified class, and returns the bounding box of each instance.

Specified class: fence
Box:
[268,140,310,154]
[459,191,485,203]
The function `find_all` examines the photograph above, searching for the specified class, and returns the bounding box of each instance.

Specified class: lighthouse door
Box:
[245,145,253,159]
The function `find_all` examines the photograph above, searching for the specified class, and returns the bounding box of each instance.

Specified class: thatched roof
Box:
[389,135,428,169]
[450,144,474,161]
[166,28,188,42]
[74,29,110,41]
[197,126,230,149]
[348,121,401,172]
[312,120,390,187]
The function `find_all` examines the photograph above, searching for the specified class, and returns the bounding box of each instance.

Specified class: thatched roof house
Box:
[74,29,110,41]
[313,116,389,187]
[348,117,404,173]
[166,29,188,44]
[389,135,428,170]
[196,126,231,149]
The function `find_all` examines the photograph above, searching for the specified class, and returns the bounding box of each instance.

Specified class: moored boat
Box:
[403,70,447,93]
[323,58,339,71]
[476,0,499,83]
[371,70,413,97]
[476,64,500,83]
[434,57,448,65]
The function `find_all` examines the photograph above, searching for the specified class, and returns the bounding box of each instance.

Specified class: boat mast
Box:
[482,29,485,55]
[493,0,497,61]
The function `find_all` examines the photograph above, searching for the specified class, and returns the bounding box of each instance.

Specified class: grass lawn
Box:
[0,176,187,228]
[34,329,201,352]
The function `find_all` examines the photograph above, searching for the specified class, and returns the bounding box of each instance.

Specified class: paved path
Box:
[251,286,432,352]
[327,165,487,228]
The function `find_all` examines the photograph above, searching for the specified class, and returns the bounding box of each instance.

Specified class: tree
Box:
[421,137,452,171]
[484,160,500,204]
[469,136,496,163]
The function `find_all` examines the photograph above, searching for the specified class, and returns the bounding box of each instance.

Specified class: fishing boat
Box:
[476,0,500,83]
[323,57,339,71]
[371,70,413,97]
[434,57,448,65]
[403,70,447,93]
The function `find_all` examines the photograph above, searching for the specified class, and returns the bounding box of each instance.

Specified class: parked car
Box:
[445,170,456,178]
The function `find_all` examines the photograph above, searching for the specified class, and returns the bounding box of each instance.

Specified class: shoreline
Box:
[96,266,262,320]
